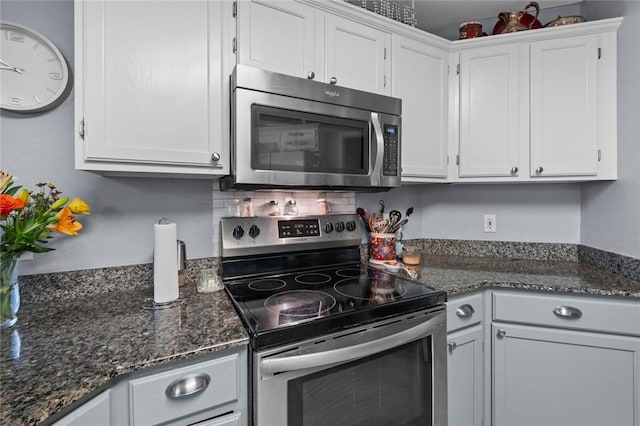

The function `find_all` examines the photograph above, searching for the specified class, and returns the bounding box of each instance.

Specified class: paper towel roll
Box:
[153,221,179,304]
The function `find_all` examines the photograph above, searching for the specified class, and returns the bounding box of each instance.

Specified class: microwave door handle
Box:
[260,315,439,375]
[370,112,384,186]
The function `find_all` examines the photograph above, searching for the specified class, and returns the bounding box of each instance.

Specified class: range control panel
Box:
[221,214,363,258]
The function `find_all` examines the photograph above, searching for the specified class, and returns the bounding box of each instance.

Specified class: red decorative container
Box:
[370,233,396,261]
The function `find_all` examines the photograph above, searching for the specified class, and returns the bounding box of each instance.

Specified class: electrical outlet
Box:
[484,214,496,233]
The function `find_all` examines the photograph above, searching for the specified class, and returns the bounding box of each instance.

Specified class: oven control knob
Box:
[323,222,334,233]
[232,225,245,240]
[346,221,357,232]
[335,221,345,232]
[248,224,260,239]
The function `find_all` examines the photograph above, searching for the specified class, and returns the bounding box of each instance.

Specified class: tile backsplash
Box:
[211,189,356,257]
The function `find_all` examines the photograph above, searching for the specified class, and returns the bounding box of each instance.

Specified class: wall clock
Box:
[0,21,71,113]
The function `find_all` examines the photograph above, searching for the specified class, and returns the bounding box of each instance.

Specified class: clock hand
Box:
[0,59,24,74]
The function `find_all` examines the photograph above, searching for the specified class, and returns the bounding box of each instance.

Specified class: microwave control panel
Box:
[382,124,399,176]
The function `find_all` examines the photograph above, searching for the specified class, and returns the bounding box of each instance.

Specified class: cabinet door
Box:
[447,325,484,426]
[530,35,598,177]
[493,323,640,426]
[53,390,110,426]
[325,15,390,95]
[77,0,228,172]
[236,0,321,80]
[392,35,448,180]
[458,44,527,178]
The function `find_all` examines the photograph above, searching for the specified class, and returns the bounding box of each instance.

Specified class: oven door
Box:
[253,308,447,426]
[232,86,400,190]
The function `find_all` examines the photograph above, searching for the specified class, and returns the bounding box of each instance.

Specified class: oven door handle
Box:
[260,315,440,375]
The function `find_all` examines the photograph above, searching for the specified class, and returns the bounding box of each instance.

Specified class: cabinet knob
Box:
[553,306,583,319]
[165,373,210,399]
[307,71,315,80]
[455,304,475,318]
[535,166,544,174]
[447,341,457,352]
[511,166,518,174]
[496,328,507,338]
[329,76,337,85]
[211,152,221,162]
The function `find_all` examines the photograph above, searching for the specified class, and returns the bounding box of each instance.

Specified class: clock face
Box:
[0,21,70,112]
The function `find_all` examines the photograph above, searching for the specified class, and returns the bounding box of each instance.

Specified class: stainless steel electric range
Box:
[221,213,448,426]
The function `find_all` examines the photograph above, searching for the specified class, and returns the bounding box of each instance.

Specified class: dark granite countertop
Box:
[404,254,640,299]
[1,254,639,425]
[0,283,248,426]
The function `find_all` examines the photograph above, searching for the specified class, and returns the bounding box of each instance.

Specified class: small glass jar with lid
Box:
[268,200,280,216]
[284,200,298,216]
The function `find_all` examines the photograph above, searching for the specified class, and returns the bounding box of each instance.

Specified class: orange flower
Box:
[0,194,24,216]
[51,207,83,236]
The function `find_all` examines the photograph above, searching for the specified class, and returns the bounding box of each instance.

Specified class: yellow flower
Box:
[16,188,30,204]
[68,198,90,215]
[51,207,83,236]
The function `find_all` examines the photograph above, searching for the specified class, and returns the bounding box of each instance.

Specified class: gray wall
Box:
[1,1,637,277]
[580,1,640,259]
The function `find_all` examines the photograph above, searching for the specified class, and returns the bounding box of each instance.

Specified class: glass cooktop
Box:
[224,263,446,349]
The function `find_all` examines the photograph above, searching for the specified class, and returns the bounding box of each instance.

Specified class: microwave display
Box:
[251,105,368,175]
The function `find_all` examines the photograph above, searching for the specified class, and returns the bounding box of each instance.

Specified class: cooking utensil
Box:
[379,200,385,216]
[389,210,402,226]
[356,207,371,232]
[389,218,408,234]
[405,207,414,218]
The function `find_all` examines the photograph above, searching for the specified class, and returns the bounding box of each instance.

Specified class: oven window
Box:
[251,105,369,175]
[287,338,433,426]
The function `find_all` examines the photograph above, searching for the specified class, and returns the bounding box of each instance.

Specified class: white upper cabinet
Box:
[451,18,621,183]
[392,34,448,180]
[75,0,232,175]
[530,35,598,177]
[325,14,389,95]
[236,0,390,95]
[457,43,528,179]
[236,0,320,80]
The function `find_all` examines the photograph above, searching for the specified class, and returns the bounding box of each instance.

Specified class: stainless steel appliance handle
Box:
[370,112,384,186]
[260,315,440,375]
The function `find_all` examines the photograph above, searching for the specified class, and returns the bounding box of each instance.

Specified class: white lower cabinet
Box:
[53,390,111,426]
[446,293,485,426]
[53,345,248,426]
[492,291,640,426]
[447,325,484,426]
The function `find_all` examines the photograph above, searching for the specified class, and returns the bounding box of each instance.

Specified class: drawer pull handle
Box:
[165,373,211,399]
[456,304,475,318]
[553,306,582,319]
[447,341,457,352]
[496,328,506,338]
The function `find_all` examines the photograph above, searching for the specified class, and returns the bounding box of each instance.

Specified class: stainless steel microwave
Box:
[220,65,402,191]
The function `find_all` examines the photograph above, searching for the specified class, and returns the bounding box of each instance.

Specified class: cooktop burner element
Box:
[220,214,446,349]
[248,279,287,292]
[295,273,332,285]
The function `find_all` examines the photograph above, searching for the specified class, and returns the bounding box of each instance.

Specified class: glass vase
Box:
[1,255,21,329]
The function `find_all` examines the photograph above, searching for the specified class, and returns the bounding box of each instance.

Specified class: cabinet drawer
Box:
[129,353,239,425]
[493,291,640,336]
[447,292,484,333]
